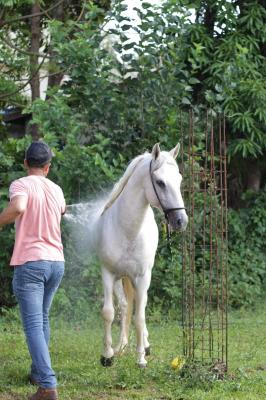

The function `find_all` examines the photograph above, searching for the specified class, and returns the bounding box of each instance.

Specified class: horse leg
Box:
[144,323,150,356]
[113,279,129,354]
[134,271,151,368]
[114,277,134,354]
[101,267,115,367]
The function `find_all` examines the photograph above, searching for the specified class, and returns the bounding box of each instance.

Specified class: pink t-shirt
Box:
[9,175,65,266]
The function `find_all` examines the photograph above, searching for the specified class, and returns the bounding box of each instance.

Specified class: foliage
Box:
[0,1,111,107]
[1,0,266,177]
[178,360,223,390]
[27,0,199,153]
[183,1,266,159]
[179,0,266,194]
[227,189,266,307]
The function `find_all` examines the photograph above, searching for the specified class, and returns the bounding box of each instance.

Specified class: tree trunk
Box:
[204,2,217,35]
[246,160,261,192]
[29,1,41,139]
[258,0,266,57]
[30,1,41,101]
[46,1,65,94]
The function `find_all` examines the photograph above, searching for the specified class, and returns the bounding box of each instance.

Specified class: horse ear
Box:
[169,143,180,159]
[152,143,161,160]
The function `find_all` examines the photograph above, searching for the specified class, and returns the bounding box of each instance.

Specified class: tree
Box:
[0,1,111,112]
[176,0,266,201]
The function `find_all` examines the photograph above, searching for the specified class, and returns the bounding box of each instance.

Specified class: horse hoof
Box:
[138,362,147,368]
[145,346,151,356]
[100,355,114,367]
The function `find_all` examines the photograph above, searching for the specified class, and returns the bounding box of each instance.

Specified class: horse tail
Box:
[122,276,135,339]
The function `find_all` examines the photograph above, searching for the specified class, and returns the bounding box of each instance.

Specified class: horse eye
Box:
[156,180,166,188]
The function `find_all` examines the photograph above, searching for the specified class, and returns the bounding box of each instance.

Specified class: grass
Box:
[0,306,266,400]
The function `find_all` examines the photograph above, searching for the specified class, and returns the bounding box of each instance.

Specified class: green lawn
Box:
[0,306,266,400]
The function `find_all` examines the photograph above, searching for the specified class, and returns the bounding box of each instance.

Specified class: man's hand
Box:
[0,195,27,227]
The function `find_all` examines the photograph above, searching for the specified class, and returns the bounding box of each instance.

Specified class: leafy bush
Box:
[227,189,266,307]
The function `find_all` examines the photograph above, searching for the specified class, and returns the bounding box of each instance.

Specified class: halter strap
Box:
[149,160,186,220]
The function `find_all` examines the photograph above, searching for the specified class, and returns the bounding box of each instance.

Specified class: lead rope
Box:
[165,216,173,260]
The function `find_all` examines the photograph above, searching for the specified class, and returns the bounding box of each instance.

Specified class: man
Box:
[0,141,66,400]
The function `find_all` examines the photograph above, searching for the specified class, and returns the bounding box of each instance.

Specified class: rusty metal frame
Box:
[180,110,228,369]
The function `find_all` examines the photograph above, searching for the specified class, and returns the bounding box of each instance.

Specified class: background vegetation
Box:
[0,0,266,315]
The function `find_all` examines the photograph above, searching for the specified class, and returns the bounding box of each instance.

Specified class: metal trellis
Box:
[180,110,228,371]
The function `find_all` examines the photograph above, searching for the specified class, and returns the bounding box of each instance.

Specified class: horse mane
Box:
[101,153,148,214]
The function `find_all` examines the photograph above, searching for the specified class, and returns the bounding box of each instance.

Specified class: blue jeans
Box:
[12,260,64,389]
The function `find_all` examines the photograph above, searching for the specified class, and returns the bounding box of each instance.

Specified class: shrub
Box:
[227,189,266,307]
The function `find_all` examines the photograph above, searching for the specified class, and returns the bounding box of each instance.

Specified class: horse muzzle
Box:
[167,209,188,232]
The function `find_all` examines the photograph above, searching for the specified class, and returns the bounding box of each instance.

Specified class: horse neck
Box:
[113,159,150,236]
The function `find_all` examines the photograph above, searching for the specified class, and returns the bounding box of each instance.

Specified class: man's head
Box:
[24,141,54,175]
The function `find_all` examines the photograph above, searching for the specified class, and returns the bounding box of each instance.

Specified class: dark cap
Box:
[25,141,54,167]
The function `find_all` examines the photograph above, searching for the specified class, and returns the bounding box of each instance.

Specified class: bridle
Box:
[149,159,186,219]
[149,159,186,249]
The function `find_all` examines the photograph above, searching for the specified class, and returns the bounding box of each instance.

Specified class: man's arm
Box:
[0,196,27,227]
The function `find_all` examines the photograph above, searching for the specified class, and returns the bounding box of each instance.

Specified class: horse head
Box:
[146,143,188,232]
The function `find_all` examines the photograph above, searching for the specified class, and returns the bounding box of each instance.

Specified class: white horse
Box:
[70,143,188,367]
